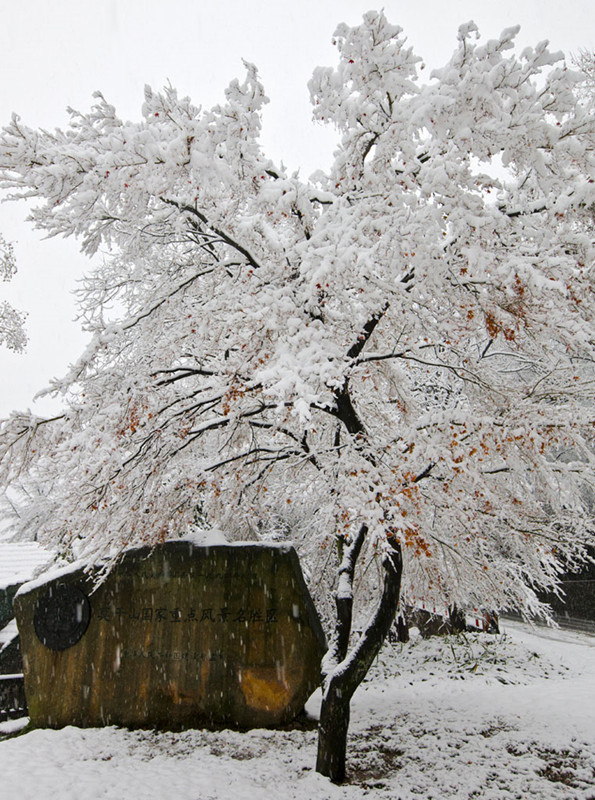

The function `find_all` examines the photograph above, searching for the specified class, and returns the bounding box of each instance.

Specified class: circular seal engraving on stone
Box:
[33,583,91,651]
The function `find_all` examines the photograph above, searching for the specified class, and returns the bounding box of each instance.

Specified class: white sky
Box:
[1,0,594,418]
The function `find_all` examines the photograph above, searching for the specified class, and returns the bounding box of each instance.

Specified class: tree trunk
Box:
[316,533,403,784]
[316,681,351,784]
[449,604,466,634]
[395,612,409,643]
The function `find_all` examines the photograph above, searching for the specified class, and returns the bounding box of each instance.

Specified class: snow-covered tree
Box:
[574,49,595,101]
[0,235,26,352]
[0,12,593,782]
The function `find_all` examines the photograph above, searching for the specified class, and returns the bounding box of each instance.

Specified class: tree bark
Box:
[316,681,351,784]
[316,535,403,783]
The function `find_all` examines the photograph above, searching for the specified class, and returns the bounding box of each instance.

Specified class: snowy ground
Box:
[1,620,594,799]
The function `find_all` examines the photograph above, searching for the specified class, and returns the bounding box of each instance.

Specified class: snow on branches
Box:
[0,12,593,617]
[0,235,26,352]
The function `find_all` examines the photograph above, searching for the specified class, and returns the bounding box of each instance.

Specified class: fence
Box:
[0,674,27,722]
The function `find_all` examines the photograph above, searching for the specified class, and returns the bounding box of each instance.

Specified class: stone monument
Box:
[14,541,327,729]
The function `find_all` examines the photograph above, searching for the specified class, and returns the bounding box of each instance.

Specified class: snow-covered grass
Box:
[1,621,594,799]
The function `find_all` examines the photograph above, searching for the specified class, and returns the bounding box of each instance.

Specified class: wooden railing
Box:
[0,674,28,722]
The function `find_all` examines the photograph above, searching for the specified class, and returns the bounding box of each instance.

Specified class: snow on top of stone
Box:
[14,558,86,598]
[176,529,294,551]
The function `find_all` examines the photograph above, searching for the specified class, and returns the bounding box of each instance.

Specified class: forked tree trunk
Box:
[316,530,403,784]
